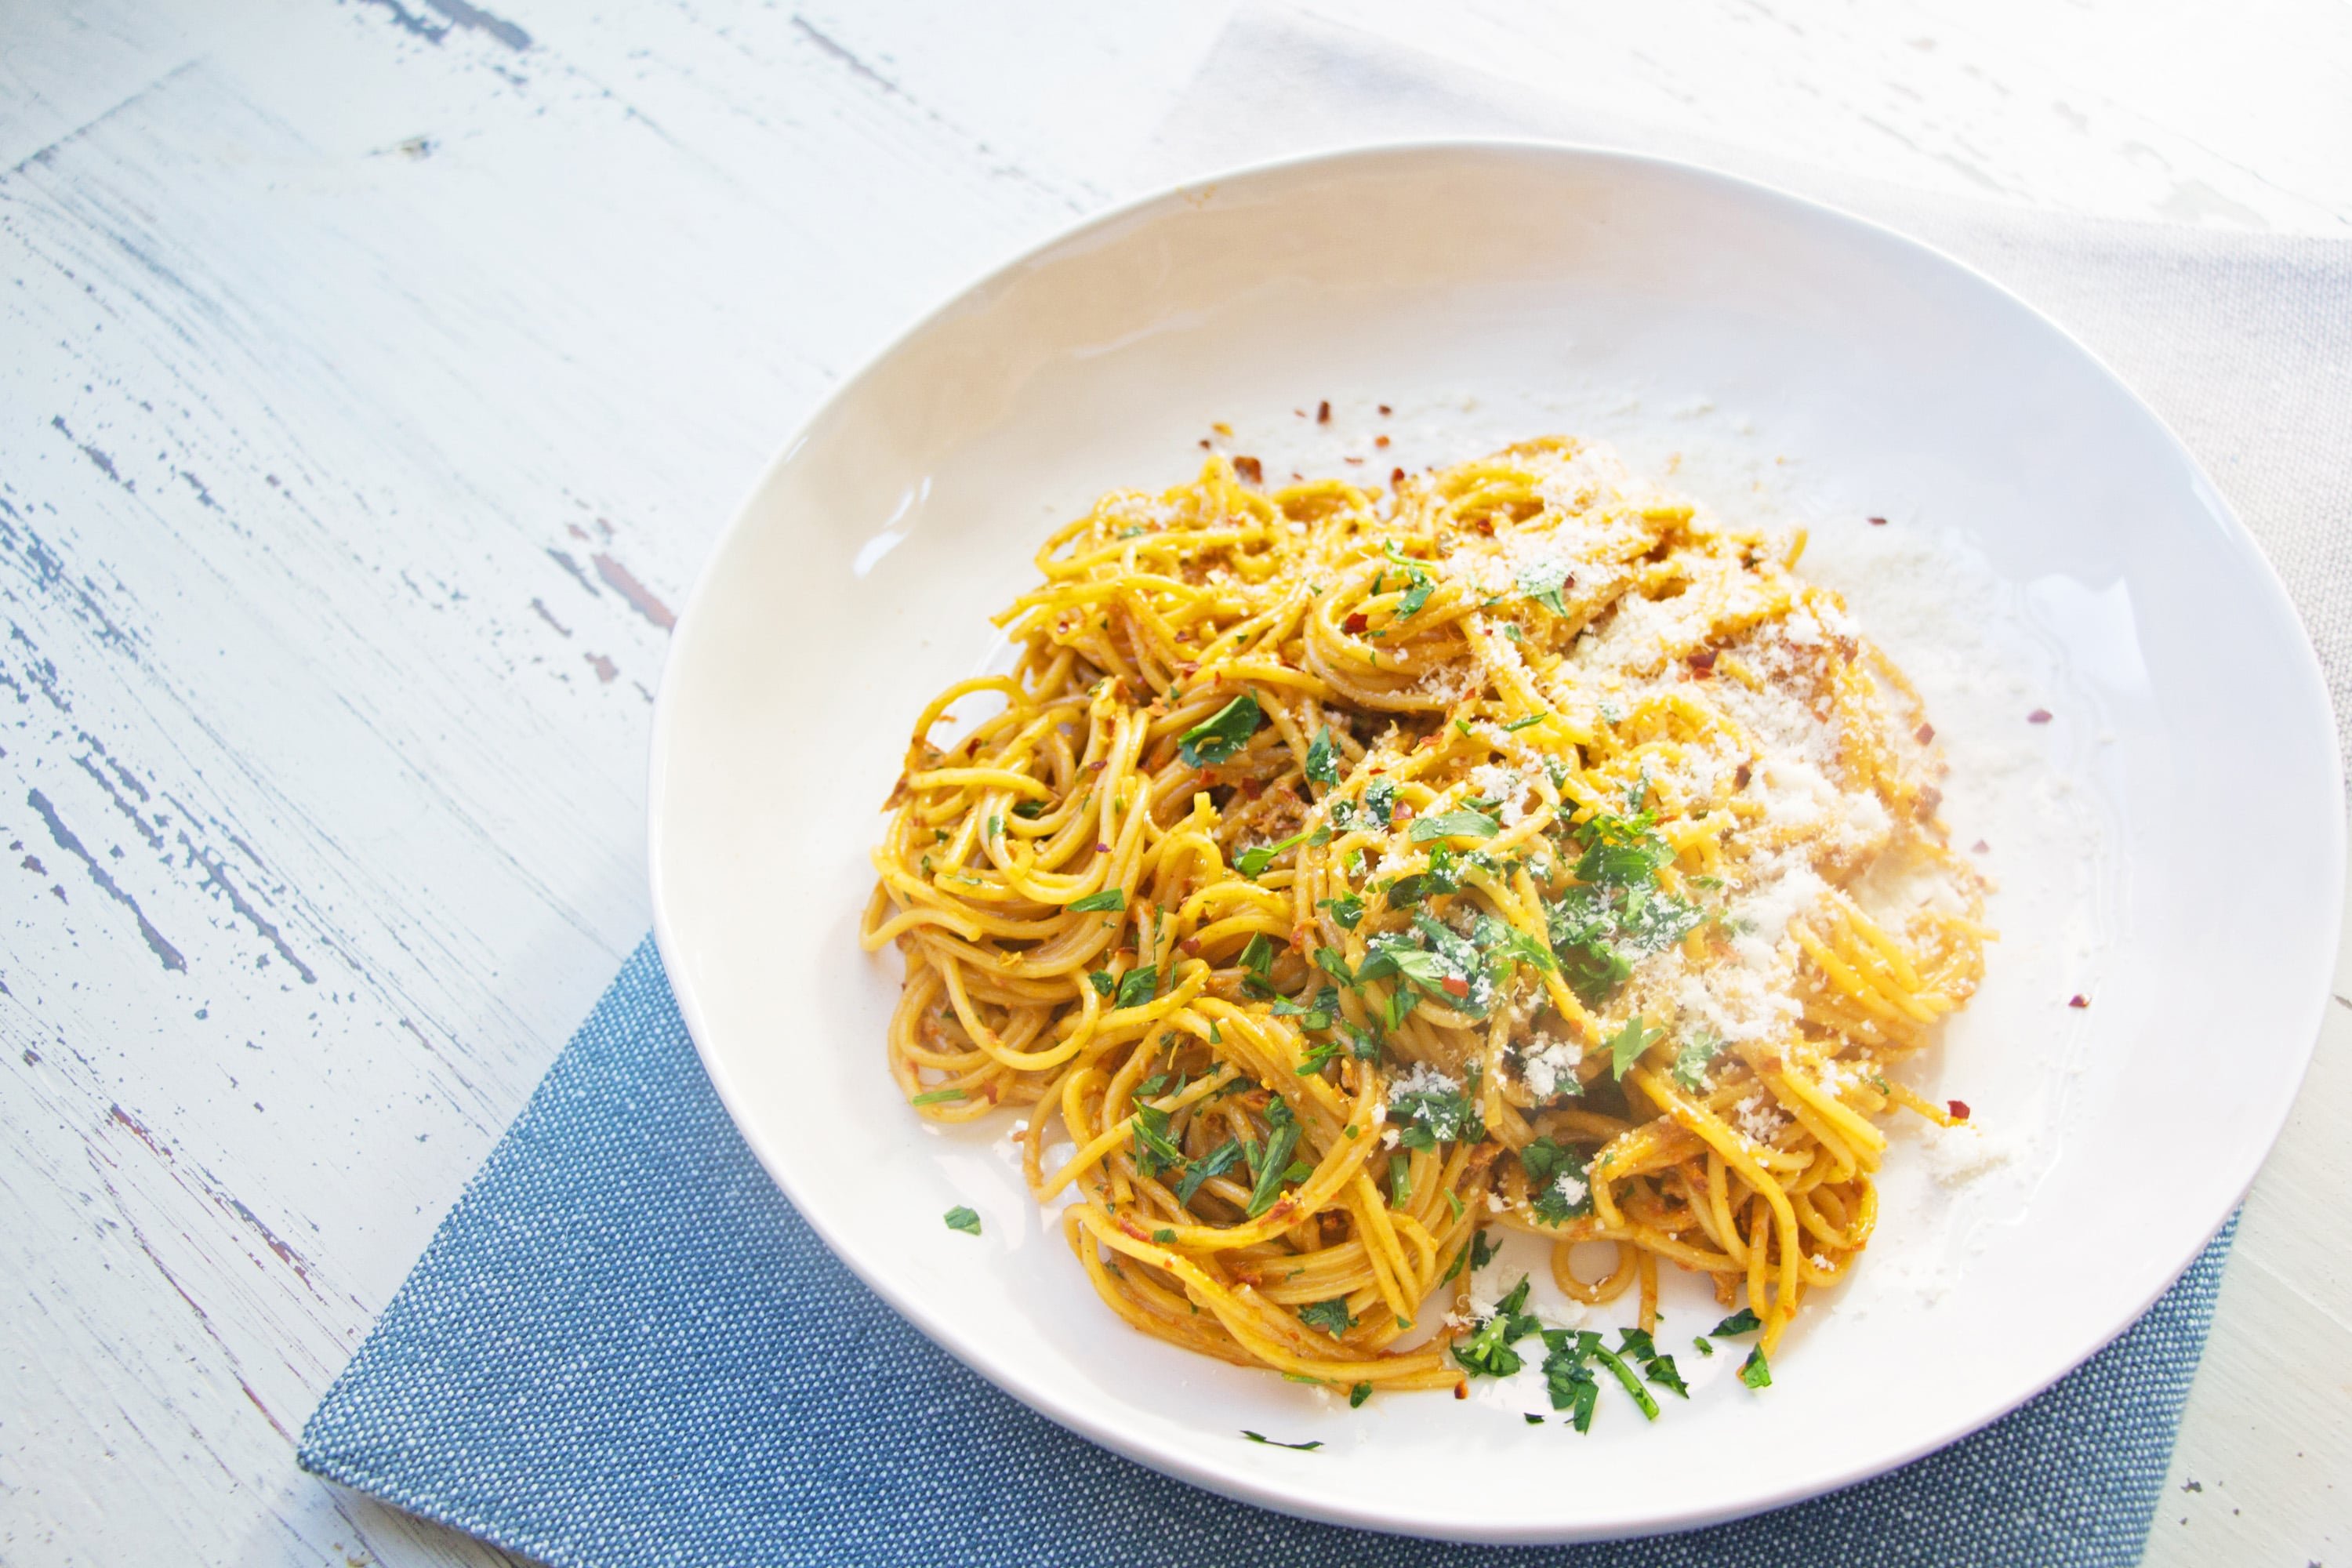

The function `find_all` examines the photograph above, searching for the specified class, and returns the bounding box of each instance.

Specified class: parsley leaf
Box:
[1606,1015,1662,1080]
[1129,1105,1184,1179]
[1173,1137,1247,1207]
[909,1087,967,1106]
[1239,931,1274,982]
[1541,1330,1602,1430]
[1178,691,1265,768]
[1711,1308,1763,1337]
[1011,800,1047,818]
[1086,969,1115,997]
[1518,564,1572,616]
[1245,1099,1302,1218]
[1408,808,1500,844]
[1389,1077,1483,1152]
[1317,892,1363,930]
[1305,724,1340,787]
[1114,967,1160,1011]
[1299,1298,1356,1338]
[1520,1137,1593,1223]
[1364,777,1397,826]
[1453,1275,1541,1377]
[943,1206,982,1235]
[1069,887,1126,913]
[1241,1430,1323,1451]
[1471,1230,1502,1272]
[1671,1029,1722,1093]
[1349,1381,1373,1409]
[1740,1347,1773,1389]
[1395,564,1433,622]
[1239,826,1327,877]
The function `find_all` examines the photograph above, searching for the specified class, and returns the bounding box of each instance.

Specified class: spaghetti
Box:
[862,437,1989,1399]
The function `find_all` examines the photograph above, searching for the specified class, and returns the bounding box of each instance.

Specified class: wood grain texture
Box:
[0,2,2341,1563]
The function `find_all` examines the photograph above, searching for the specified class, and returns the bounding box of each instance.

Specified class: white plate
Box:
[648,143,2341,1543]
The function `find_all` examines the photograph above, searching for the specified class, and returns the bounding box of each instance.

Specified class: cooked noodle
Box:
[862,437,1989,1397]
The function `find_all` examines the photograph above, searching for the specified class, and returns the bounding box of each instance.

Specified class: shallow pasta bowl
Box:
[647,141,2341,1542]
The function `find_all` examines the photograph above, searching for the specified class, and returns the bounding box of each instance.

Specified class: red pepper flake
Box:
[1915,722,1935,744]
[1946,1099,1971,1122]
[2068,994,2089,1009]
[1316,400,1331,423]
[1440,975,1469,1000]
[1241,777,1265,799]
[1688,650,1717,678]
[1392,803,1414,822]
[1453,1382,1468,1400]
[1971,839,1990,854]
[1734,762,1752,789]
[1375,434,1391,449]
[1343,455,1364,465]
[1389,466,1406,485]
[1233,455,1263,484]
[1343,612,1370,634]
[1867,516,1889,527]
[1180,937,1202,956]
[1197,437,1211,450]
[2027,708,2053,724]
[1377,404,1392,416]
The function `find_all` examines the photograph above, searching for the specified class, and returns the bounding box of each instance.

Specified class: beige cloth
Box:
[1144,4,2352,768]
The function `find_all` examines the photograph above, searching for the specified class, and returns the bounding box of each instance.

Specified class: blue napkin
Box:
[299,936,2230,1566]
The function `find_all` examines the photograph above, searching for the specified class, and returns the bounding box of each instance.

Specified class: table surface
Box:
[4,2,2347,1564]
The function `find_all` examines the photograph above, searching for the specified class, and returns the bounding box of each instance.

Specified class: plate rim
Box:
[647,136,2346,1543]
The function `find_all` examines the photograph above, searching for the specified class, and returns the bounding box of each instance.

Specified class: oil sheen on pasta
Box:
[862,437,1989,1397]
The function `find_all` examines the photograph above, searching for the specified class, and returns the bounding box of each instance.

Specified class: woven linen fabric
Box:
[301,935,2237,1568]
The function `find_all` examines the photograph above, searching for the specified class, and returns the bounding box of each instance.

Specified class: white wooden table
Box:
[4,3,2346,1563]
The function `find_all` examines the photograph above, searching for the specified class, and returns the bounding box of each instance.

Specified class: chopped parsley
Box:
[1504,713,1548,731]
[1471,1229,1502,1272]
[1541,1331,1601,1430]
[909,1087,967,1105]
[1245,1098,1301,1218]
[1241,1431,1323,1451]
[1388,1077,1483,1152]
[1299,1297,1356,1338]
[1069,887,1126,913]
[1364,777,1397,826]
[1113,967,1160,1011]
[1129,1105,1183,1179]
[1152,1228,1176,1243]
[1606,1015,1662,1080]
[1711,1308,1764,1338]
[1238,825,1328,877]
[1453,1275,1541,1378]
[1239,931,1275,983]
[1305,724,1340,787]
[1086,970,1115,997]
[1178,691,1265,768]
[1317,892,1364,929]
[1011,800,1047,818]
[1740,1347,1773,1389]
[1408,807,1500,844]
[1588,1338,1660,1420]
[1395,564,1434,622]
[1388,1152,1412,1206]
[1617,1328,1690,1399]
[1172,1137,1247,1206]
[943,1206,982,1236]
[1349,1382,1373,1408]
[1671,1029,1723,1093]
[1518,564,1573,616]
[1519,1137,1593,1223]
